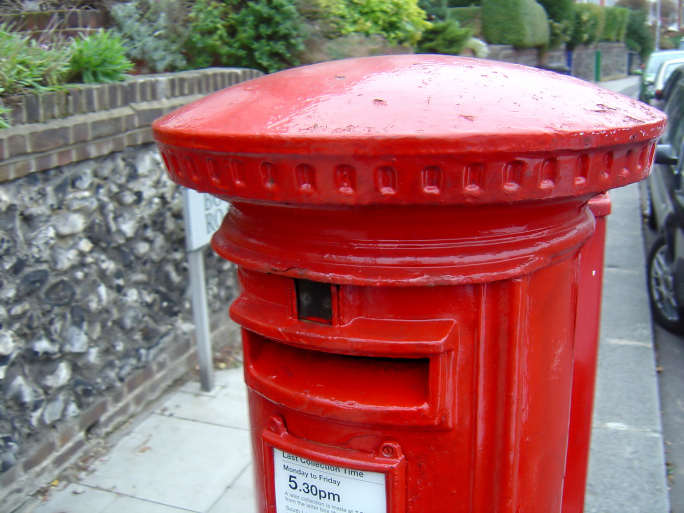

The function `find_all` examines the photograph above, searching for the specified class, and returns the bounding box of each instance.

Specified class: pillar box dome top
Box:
[153,55,665,206]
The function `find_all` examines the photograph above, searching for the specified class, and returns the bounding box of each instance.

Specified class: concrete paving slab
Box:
[207,463,256,513]
[598,269,654,343]
[80,413,252,512]
[585,427,670,513]
[100,494,195,513]
[157,382,250,430]
[592,338,662,431]
[33,483,118,513]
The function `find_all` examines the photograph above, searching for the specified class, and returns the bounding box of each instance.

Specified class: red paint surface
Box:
[152,56,665,512]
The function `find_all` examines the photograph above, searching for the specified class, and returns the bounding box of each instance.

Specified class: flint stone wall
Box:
[0,69,258,512]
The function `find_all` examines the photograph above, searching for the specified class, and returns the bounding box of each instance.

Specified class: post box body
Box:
[563,194,611,513]
[152,56,665,513]
[226,201,589,513]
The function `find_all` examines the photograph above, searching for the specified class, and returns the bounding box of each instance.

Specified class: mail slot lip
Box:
[243,332,453,428]
[230,292,458,357]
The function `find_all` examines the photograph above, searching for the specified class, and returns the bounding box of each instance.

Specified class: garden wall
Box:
[486,42,629,82]
[0,68,260,513]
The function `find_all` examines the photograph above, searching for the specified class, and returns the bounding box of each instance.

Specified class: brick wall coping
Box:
[0,9,107,40]
[0,68,264,184]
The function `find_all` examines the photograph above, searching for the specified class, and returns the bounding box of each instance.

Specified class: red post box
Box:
[153,56,664,513]
[563,193,610,513]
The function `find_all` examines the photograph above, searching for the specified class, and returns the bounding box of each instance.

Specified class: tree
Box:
[661,0,677,23]
[616,0,649,12]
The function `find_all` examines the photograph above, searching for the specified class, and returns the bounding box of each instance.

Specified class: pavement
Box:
[22,75,671,513]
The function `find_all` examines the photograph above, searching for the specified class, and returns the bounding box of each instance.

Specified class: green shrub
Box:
[602,6,629,42]
[481,0,549,48]
[233,0,306,72]
[417,18,473,54]
[67,30,134,84]
[0,24,70,97]
[184,0,232,69]
[110,0,189,73]
[186,0,305,73]
[567,3,605,49]
[319,0,430,45]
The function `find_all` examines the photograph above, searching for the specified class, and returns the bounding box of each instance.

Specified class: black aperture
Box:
[295,279,333,324]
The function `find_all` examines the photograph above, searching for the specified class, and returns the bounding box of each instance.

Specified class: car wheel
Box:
[647,236,684,334]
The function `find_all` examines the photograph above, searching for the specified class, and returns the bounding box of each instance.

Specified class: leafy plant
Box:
[0,104,11,129]
[319,0,431,45]
[111,0,189,73]
[186,0,305,73]
[417,18,473,55]
[67,30,134,84]
[547,19,571,50]
[0,24,70,97]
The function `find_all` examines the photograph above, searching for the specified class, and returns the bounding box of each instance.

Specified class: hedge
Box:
[536,0,573,23]
[602,6,629,42]
[568,2,604,49]
[447,6,481,24]
[448,0,482,5]
[481,0,549,48]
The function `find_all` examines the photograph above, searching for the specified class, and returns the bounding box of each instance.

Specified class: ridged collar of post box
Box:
[152,55,665,285]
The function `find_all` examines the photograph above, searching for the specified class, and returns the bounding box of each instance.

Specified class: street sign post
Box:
[182,188,229,392]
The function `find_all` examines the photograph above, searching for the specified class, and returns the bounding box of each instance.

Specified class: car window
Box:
[665,62,684,82]
[663,68,684,101]
[647,52,684,75]
[665,79,684,149]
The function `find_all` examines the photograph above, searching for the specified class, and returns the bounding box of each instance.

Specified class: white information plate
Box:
[182,188,229,252]
[274,449,387,513]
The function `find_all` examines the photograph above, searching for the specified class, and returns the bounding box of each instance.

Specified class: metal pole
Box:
[187,249,215,392]
[656,0,662,51]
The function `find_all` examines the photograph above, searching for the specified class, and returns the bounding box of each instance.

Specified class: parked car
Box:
[647,73,684,333]
[655,63,684,108]
[638,50,684,103]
